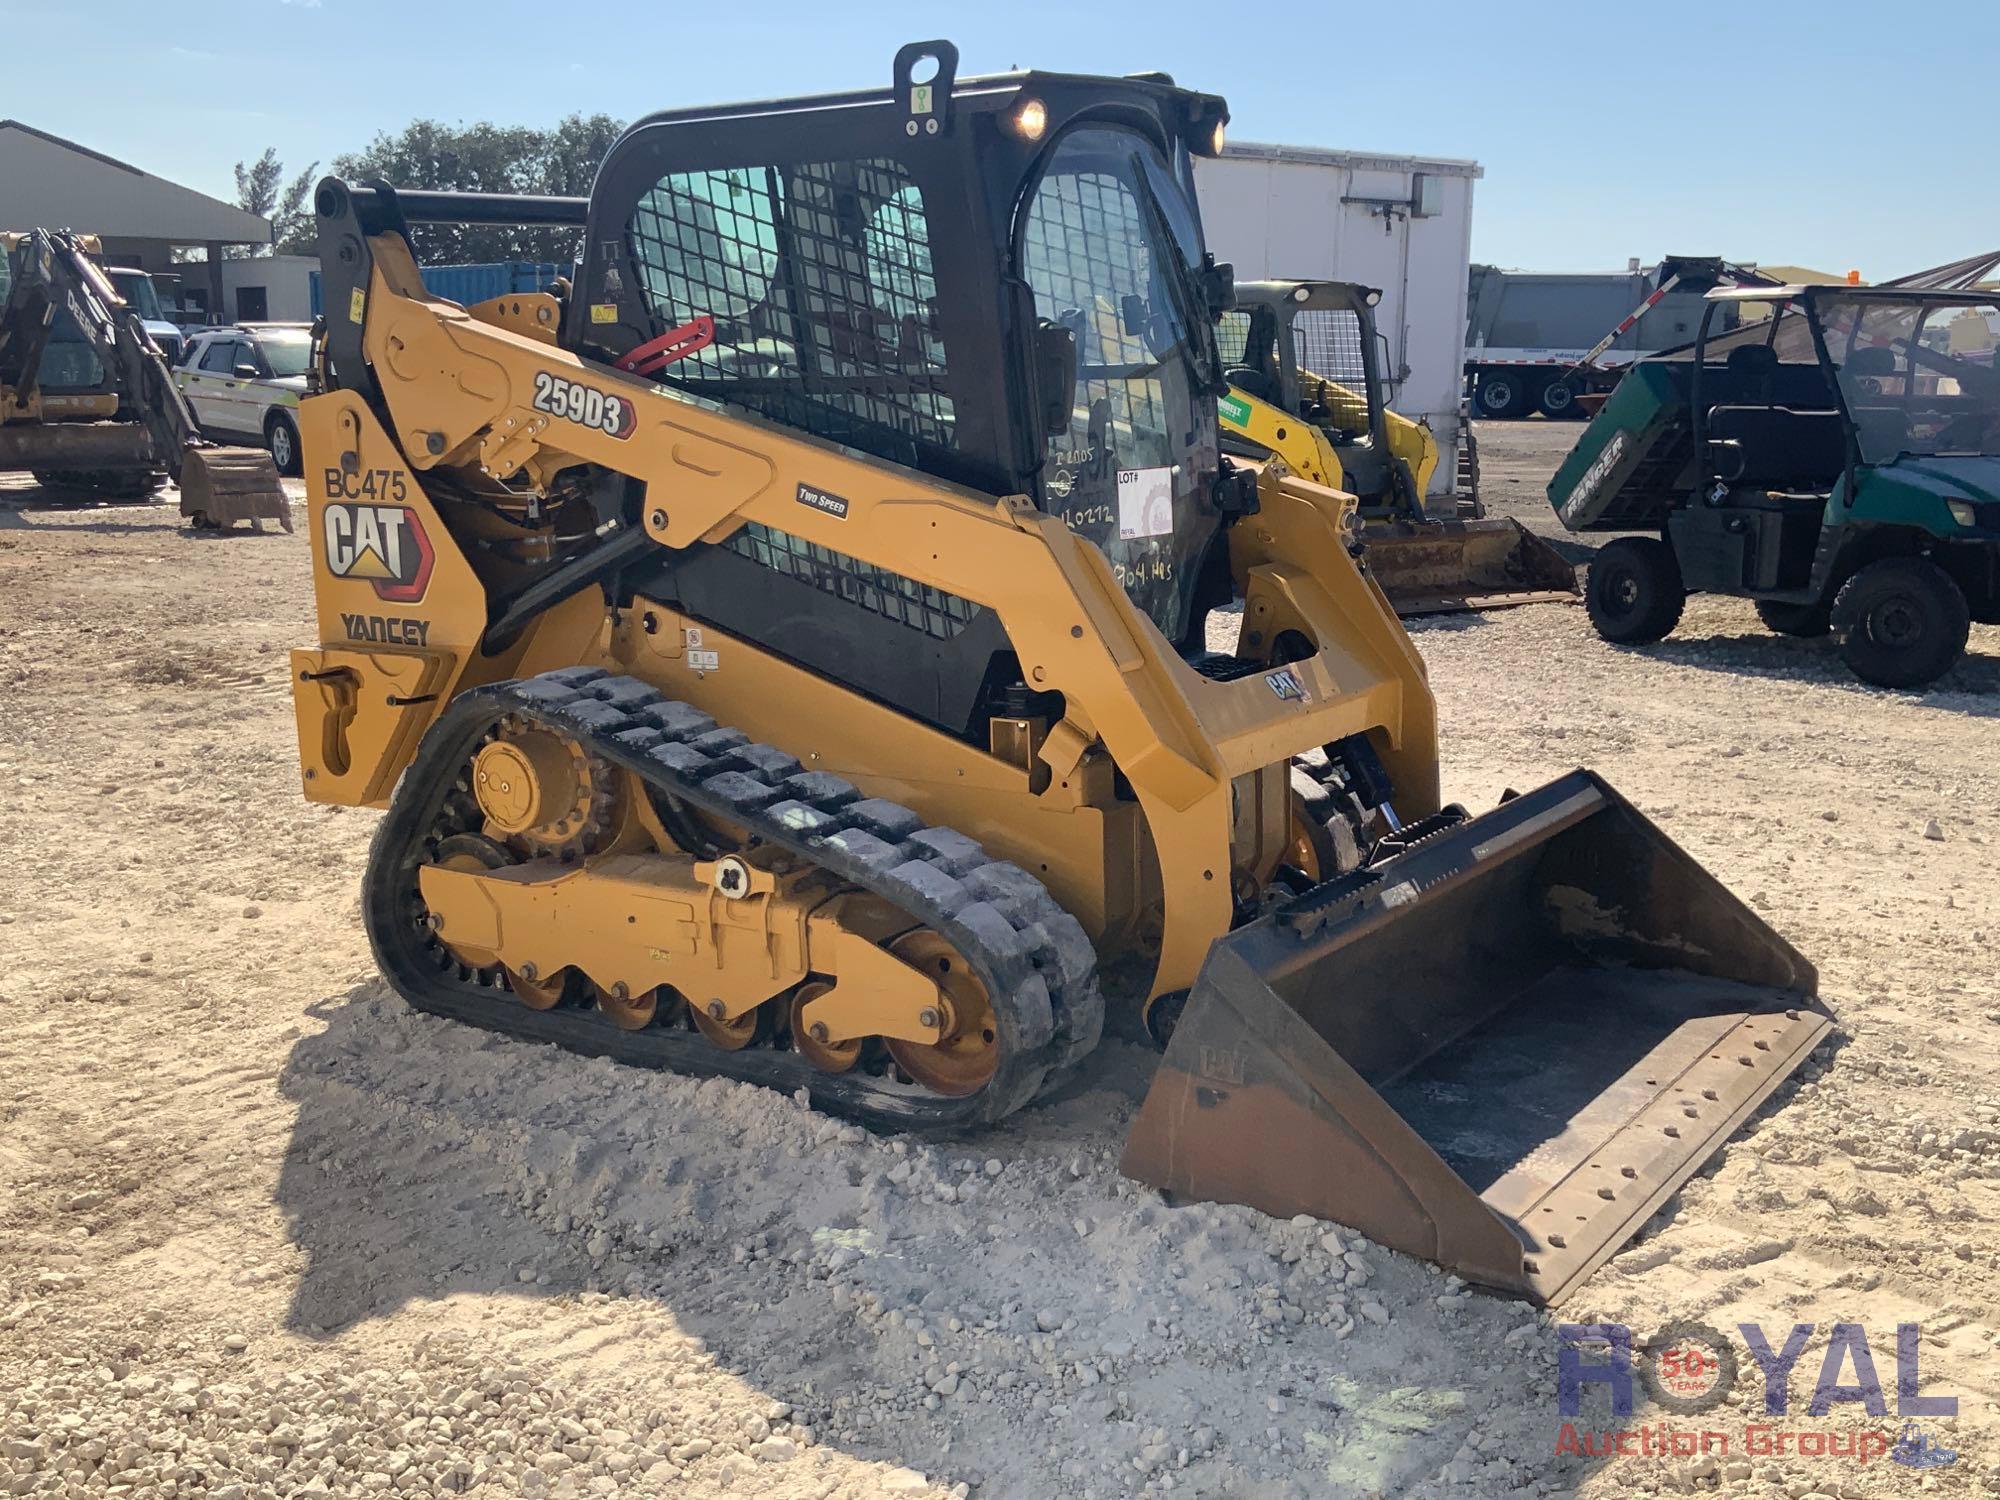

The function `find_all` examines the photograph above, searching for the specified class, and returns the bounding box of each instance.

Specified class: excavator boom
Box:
[0,229,289,527]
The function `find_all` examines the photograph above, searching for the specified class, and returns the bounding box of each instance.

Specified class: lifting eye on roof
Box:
[893,40,959,139]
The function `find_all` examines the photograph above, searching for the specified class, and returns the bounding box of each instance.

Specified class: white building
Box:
[0,119,269,318]
[201,253,317,324]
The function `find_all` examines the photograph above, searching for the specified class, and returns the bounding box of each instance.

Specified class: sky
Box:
[4,0,1994,277]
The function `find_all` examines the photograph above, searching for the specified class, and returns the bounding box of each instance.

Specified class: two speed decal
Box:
[531,372,636,440]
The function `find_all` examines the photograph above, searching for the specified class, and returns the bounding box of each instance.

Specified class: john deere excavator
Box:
[1218,278,1577,614]
[0,229,288,526]
[291,44,1826,1305]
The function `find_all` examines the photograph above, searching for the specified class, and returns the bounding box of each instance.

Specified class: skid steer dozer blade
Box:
[1363,516,1578,617]
[179,446,291,531]
[1122,770,1829,1307]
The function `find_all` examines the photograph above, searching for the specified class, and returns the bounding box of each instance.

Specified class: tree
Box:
[231,149,320,255]
[234,148,283,219]
[330,114,624,264]
[272,164,320,256]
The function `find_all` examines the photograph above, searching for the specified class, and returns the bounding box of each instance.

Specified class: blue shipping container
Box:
[308,261,565,317]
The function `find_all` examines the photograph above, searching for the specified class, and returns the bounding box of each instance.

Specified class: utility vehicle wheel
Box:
[1537,379,1578,418]
[1830,557,1969,688]
[267,411,302,477]
[1585,537,1685,644]
[1475,374,1527,418]
[1754,599,1831,637]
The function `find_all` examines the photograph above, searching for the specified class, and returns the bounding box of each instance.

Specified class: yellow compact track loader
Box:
[0,229,288,525]
[1218,279,1577,615]
[290,44,1826,1305]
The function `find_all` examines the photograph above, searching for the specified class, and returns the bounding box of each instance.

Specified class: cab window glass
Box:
[1016,125,1215,640]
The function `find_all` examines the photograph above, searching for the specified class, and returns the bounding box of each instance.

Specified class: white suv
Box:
[175,324,312,475]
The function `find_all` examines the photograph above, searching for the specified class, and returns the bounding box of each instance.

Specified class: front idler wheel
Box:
[1830,557,1969,688]
[884,930,999,1098]
[1585,536,1685,644]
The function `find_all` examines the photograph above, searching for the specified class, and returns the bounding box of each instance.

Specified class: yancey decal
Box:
[322,503,435,604]
[340,613,431,647]
[796,482,851,519]
[531,371,635,439]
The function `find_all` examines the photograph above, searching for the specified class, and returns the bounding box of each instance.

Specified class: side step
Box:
[1122,770,1830,1306]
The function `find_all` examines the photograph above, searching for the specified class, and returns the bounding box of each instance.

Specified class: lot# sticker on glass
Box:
[1117,466,1174,539]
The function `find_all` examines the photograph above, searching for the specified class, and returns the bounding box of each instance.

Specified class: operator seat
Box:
[1724,342,1778,406]
[1226,366,1281,405]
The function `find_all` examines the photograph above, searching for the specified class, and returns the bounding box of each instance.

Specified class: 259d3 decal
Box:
[531,372,635,439]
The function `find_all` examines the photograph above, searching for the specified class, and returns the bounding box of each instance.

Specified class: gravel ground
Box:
[2,427,1997,1499]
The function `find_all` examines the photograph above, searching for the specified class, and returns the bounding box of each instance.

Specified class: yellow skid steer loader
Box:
[289,45,1825,1304]
[1219,279,1577,615]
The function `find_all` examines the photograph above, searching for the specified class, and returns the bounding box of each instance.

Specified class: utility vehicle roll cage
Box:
[1690,283,2000,492]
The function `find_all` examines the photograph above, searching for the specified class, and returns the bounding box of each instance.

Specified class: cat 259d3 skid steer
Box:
[292,44,1826,1305]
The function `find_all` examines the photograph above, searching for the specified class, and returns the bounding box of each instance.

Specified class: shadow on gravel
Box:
[270,986,1222,1492]
[1626,633,2000,712]
[273,975,1829,1497]
[0,505,182,535]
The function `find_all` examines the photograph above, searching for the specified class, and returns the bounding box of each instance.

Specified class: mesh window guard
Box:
[626,159,955,466]
[1020,169,1173,460]
[1293,308,1368,386]
[725,522,979,641]
[1216,310,1252,368]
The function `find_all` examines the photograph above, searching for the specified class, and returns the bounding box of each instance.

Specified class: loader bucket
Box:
[1122,770,1829,1306]
[179,446,292,531]
[1362,516,1578,616]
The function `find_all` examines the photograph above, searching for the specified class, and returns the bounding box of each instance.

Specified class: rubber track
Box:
[362,666,1104,1133]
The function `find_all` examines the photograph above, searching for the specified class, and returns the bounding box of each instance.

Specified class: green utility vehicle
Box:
[1548,279,2000,687]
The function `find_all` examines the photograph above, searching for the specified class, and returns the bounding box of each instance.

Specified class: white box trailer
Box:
[1194,142,1480,512]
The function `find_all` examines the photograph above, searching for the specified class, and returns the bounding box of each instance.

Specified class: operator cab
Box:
[565,43,1238,742]
[1217,280,1411,516]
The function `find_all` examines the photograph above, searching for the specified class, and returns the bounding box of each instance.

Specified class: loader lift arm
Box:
[0,229,290,528]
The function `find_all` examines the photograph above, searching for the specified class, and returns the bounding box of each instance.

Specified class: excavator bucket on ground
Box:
[1123,771,1829,1306]
[179,446,291,531]
[1361,516,1579,616]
